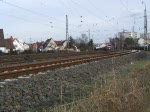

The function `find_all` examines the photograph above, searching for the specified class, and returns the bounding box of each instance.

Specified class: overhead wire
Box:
[74,0,121,37]
[120,0,130,11]
[66,0,90,29]
[0,0,79,28]
[65,0,90,27]
[118,0,136,31]
[0,1,82,34]
[0,11,79,34]
[68,0,107,38]
[56,0,92,37]
[0,0,107,42]
[87,0,106,17]
[0,11,52,26]
[86,0,127,34]
[56,0,81,29]
[1,0,145,42]
[0,0,65,23]
[57,0,74,15]
[69,0,104,22]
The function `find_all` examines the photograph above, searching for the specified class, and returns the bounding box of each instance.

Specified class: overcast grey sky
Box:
[0,0,150,43]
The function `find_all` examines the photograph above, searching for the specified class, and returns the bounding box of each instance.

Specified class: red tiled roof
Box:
[4,38,15,49]
[55,41,64,46]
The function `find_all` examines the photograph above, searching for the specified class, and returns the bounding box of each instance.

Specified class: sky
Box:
[0,0,150,43]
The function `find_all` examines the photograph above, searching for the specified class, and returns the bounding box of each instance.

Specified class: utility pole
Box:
[132,20,135,38]
[92,34,93,40]
[66,15,69,49]
[132,19,135,49]
[88,29,90,42]
[143,2,148,50]
[29,37,32,44]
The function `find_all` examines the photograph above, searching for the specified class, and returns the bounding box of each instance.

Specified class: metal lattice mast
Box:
[144,4,147,46]
[66,15,68,49]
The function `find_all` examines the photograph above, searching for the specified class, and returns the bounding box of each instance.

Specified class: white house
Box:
[55,40,68,50]
[38,39,69,52]
[42,38,57,51]
[138,38,145,47]
[11,37,29,52]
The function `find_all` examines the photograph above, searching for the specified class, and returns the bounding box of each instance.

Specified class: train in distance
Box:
[94,44,112,51]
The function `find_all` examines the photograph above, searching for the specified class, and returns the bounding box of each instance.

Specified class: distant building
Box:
[118,31,137,38]
[138,38,145,46]
[37,42,44,52]
[37,39,69,52]
[140,33,150,40]
[4,38,15,53]
[131,32,138,38]
[42,38,57,51]
[0,29,16,53]
[55,40,68,50]
[0,29,6,53]
[31,43,38,52]
[11,37,29,52]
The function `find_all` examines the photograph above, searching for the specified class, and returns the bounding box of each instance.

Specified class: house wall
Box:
[0,47,6,53]
[32,43,37,52]
[44,39,57,51]
[138,38,145,46]
[59,41,67,50]
[23,43,29,50]
[5,49,9,53]
[45,47,54,51]
[48,40,57,48]
[13,40,24,52]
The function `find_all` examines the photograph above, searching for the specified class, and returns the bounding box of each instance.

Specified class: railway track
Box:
[0,51,109,65]
[0,51,138,79]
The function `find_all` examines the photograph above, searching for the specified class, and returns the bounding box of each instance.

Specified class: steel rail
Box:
[0,51,108,65]
[0,51,137,79]
[0,52,121,72]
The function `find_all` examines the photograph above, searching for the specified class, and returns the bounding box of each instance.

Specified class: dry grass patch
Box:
[53,60,150,112]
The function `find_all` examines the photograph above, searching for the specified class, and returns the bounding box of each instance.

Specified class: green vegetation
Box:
[69,34,93,51]
[110,37,139,50]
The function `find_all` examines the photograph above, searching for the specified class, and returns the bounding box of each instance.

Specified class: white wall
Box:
[13,40,24,52]
[23,43,29,50]
[138,38,145,46]
[47,40,57,48]
[59,41,67,50]
[45,39,57,51]
[0,47,6,53]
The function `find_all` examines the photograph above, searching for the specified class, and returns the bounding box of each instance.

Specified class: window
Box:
[14,45,18,47]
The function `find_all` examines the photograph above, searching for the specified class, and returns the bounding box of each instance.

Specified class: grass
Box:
[29,59,150,112]
[52,60,150,112]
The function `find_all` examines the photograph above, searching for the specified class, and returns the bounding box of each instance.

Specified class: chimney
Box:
[0,29,5,47]
[0,29,4,40]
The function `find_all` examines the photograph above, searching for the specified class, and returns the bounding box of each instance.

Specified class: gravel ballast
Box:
[0,51,148,111]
